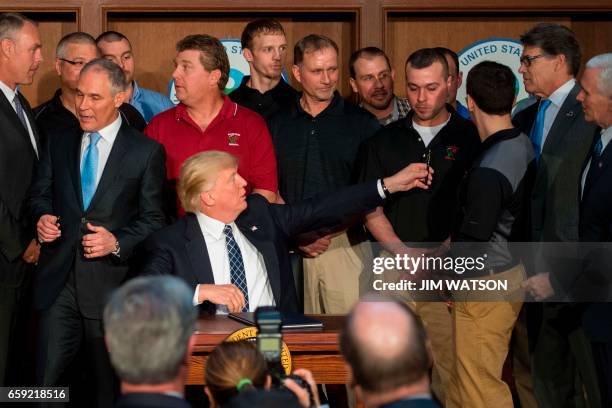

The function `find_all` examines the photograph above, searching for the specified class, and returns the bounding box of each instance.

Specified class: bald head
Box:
[340,297,430,393]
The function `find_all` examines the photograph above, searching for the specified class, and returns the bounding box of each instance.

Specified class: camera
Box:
[255,306,314,407]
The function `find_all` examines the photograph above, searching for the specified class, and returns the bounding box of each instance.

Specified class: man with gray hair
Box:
[35,32,146,142]
[28,58,165,407]
[104,275,195,408]
[340,296,439,408]
[0,11,42,386]
[576,53,612,406]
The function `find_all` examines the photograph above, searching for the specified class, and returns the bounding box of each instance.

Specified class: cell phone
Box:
[422,149,432,182]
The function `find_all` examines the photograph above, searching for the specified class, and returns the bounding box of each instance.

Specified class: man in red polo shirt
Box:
[145,34,277,216]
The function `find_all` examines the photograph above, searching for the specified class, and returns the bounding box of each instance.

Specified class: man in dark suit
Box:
[104,276,195,408]
[340,295,440,408]
[28,58,165,407]
[141,150,431,314]
[513,23,599,407]
[576,53,612,407]
[0,12,42,386]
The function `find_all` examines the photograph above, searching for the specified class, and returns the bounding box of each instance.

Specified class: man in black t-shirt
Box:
[229,19,298,120]
[357,48,479,403]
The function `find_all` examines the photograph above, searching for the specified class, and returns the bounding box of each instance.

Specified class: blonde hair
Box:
[178,151,238,213]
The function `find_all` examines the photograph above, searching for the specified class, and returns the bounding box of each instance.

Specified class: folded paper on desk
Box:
[229,312,324,330]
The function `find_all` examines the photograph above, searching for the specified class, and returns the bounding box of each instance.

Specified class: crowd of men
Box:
[0,10,611,408]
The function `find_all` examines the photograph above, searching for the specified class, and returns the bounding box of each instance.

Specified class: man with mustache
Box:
[349,47,410,126]
[357,48,479,402]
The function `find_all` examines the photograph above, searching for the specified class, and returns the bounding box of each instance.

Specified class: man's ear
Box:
[200,190,215,207]
[243,48,254,64]
[457,71,463,88]
[209,69,222,88]
[291,64,302,85]
[55,58,62,77]
[466,94,476,113]
[113,90,126,108]
[349,77,358,94]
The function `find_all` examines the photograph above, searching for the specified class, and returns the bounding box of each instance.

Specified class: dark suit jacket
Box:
[513,83,597,243]
[28,121,166,318]
[115,393,191,408]
[141,182,384,313]
[0,91,40,262]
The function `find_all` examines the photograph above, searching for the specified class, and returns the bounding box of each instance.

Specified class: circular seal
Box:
[456,38,529,109]
[225,326,292,375]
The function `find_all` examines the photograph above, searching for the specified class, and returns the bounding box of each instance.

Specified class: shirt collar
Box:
[548,78,576,108]
[292,90,344,118]
[175,94,236,123]
[131,80,141,102]
[0,79,17,103]
[481,127,522,151]
[84,113,122,144]
[601,126,612,149]
[196,211,235,241]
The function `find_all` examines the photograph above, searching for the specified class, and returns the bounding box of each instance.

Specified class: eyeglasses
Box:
[59,58,86,67]
[519,54,546,68]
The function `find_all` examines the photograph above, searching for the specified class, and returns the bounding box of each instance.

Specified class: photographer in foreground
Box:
[204,340,320,407]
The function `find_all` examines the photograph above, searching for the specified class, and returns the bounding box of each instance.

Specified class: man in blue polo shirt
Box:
[96,30,174,122]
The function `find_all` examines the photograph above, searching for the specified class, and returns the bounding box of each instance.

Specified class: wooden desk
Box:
[187,314,348,385]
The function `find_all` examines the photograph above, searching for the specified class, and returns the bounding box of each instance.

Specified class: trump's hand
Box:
[82,223,117,258]
[37,214,61,243]
[384,162,433,194]
[198,284,246,313]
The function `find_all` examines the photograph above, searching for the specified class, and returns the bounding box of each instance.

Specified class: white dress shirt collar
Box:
[0,79,17,102]
[195,211,235,239]
[547,78,576,109]
[84,113,122,145]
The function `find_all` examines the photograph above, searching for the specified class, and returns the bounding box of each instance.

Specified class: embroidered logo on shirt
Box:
[250,226,258,231]
[445,146,459,160]
[228,132,241,146]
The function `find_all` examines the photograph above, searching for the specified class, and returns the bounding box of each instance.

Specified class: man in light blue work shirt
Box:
[96,30,175,122]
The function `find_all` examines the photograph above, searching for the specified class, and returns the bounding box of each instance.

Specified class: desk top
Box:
[193,314,345,353]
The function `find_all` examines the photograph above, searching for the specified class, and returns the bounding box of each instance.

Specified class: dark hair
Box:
[405,48,449,79]
[466,61,516,115]
[205,341,268,406]
[0,12,37,41]
[349,46,392,79]
[176,34,230,90]
[340,299,430,393]
[95,30,132,49]
[294,34,338,66]
[433,47,459,75]
[241,19,285,50]
[56,32,96,59]
[520,23,581,76]
[80,58,127,95]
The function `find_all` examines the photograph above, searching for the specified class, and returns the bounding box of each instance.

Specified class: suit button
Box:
[81,217,87,223]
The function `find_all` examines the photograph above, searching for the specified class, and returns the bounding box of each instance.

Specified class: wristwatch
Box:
[111,240,121,257]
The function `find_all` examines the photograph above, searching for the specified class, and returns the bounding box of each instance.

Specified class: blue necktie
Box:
[13,93,28,131]
[223,225,249,312]
[530,99,552,162]
[584,133,604,197]
[81,132,102,210]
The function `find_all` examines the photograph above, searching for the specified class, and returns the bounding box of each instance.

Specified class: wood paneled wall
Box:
[3,1,611,107]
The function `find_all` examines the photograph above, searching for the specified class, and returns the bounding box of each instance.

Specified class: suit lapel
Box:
[237,221,282,304]
[87,124,129,211]
[542,83,581,155]
[184,214,215,285]
[19,93,41,154]
[70,132,85,210]
[0,91,37,159]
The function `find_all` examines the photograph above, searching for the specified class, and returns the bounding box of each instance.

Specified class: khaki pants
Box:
[303,232,371,314]
[375,251,453,402]
[446,263,526,408]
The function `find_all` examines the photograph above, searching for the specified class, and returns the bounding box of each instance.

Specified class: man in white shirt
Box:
[0,12,42,386]
[142,150,432,313]
[29,58,165,407]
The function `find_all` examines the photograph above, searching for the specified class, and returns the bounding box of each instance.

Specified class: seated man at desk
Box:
[141,150,431,313]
